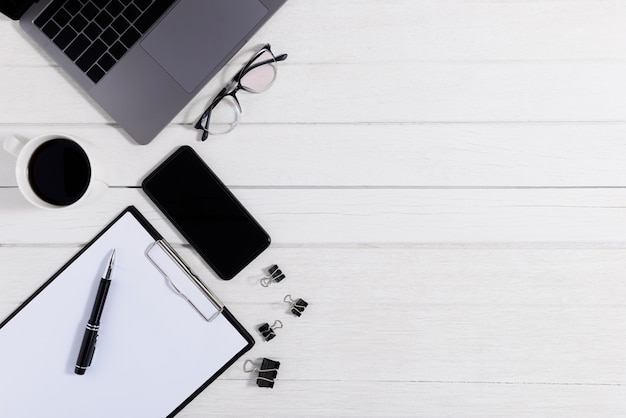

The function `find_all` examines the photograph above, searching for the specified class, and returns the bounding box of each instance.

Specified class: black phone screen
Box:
[142,146,270,280]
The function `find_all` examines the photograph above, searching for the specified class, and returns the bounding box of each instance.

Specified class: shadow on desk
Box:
[0,146,18,186]
[0,188,38,212]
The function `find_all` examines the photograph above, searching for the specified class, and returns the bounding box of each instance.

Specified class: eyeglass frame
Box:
[194,44,288,140]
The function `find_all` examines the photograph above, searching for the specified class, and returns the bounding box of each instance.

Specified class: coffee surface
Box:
[28,139,91,206]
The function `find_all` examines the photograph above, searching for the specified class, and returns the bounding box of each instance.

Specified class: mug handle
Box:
[3,134,28,157]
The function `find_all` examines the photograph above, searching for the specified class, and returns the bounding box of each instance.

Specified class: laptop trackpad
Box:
[141,0,268,93]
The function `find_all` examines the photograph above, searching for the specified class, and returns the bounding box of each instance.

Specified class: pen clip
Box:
[145,240,223,322]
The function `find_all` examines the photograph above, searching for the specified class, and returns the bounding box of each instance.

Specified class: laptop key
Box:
[76,39,107,72]
[135,0,153,11]
[122,4,141,23]
[109,41,127,60]
[84,22,103,41]
[69,14,88,32]
[53,9,72,27]
[105,0,124,16]
[111,16,130,34]
[98,53,116,72]
[92,0,110,8]
[42,21,62,39]
[81,2,100,20]
[120,26,141,48]
[135,0,175,34]
[35,0,68,28]
[53,26,78,50]
[95,10,114,28]
[65,34,91,61]
[101,27,118,46]
[86,65,106,83]
[64,0,82,15]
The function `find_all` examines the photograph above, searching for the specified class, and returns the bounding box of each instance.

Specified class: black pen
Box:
[75,249,116,375]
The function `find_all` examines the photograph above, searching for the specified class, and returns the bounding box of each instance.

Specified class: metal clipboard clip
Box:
[145,239,224,322]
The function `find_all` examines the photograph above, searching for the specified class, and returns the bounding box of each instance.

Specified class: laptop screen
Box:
[0,0,32,20]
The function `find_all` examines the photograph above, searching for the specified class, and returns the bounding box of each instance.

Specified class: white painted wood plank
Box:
[256,0,626,62]
[6,246,626,308]
[6,0,626,131]
[4,123,626,188]
[5,0,626,66]
[5,293,623,385]
[3,188,626,244]
[1,247,625,386]
[4,61,626,125]
[178,61,626,124]
[179,380,626,417]
[1,1,625,415]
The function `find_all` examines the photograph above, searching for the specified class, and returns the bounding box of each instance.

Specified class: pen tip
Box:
[110,248,116,265]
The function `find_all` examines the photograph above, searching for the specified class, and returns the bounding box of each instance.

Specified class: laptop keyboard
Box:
[34,0,176,83]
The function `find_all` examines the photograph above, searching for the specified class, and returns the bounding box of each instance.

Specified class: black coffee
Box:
[28,139,91,206]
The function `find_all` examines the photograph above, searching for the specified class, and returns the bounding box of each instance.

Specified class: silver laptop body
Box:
[10,0,286,144]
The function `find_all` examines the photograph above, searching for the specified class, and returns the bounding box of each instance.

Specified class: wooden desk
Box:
[1,1,625,416]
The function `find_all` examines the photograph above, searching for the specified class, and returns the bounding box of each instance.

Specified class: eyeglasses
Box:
[194,44,288,140]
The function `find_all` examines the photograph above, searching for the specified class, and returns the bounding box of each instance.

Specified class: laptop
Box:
[0,0,287,144]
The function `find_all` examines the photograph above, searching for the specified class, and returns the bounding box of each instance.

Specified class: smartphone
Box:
[142,146,270,280]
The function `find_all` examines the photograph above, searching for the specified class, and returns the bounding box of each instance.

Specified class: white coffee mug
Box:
[3,133,108,209]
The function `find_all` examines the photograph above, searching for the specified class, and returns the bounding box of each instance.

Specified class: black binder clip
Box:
[260,264,285,287]
[258,320,283,341]
[244,358,281,388]
[284,294,308,317]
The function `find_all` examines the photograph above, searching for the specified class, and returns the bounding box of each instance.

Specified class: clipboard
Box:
[0,206,255,417]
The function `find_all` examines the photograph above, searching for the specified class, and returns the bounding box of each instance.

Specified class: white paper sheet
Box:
[0,210,250,417]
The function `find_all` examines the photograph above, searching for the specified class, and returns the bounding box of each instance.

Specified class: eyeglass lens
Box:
[209,95,242,135]
[240,50,278,93]
[206,49,278,135]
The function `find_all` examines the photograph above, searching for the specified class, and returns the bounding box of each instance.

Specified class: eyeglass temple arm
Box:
[240,53,288,78]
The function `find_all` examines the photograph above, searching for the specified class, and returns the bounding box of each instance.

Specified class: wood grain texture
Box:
[4,62,626,125]
[2,245,626,384]
[5,0,626,66]
[1,187,626,244]
[180,381,626,417]
[4,123,626,188]
[1,0,626,416]
[1,245,625,416]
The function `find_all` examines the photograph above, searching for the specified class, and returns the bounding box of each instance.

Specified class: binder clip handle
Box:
[260,264,286,287]
[243,359,258,373]
[284,294,308,317]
